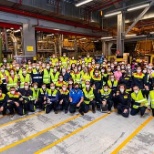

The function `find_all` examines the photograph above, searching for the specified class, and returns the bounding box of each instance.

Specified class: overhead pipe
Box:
[90,0,123,11]
[0,5,105,32]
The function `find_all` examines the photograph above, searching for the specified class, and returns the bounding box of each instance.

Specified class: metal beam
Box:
[125,0,154,35]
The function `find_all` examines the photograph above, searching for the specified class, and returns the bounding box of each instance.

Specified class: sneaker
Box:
[79,110,84,116]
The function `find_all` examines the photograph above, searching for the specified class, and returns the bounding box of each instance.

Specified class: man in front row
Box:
[69,83,84,115]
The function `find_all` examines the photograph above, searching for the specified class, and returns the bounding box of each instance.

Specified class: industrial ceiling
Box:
[0,0,154,37]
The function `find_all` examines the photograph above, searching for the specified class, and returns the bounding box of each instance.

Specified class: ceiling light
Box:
[125,34,137,37]
[127,3,149,12]
[104,11,121,18]
[101,36,113,40]
[53,29,60,31]
[75,0,93,7]
[150,32,154,34]
[14,29,21,33]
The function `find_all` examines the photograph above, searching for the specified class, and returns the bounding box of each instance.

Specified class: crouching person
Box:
[83,81,96,113]
[46,83,59,114]
[6,87,24,116]
[19,82,35,114]
[0,89,7,115]
[59,84,69,114]
[149,88,154,116]
[69,83,84,115]
[116,84,131,118]
[98,84,113,113]
[131,85,149,117]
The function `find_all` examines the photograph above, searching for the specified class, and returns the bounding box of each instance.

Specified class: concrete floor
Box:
[0,110,154,154]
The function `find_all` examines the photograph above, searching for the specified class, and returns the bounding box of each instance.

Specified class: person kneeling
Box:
[116,84,130,118]
[69,83,84,115]
[83,81,96,113]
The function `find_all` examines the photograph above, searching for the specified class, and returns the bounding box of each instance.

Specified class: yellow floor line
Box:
[0,111,44,129]
[34,113,110,154]
[111,116,153,154]
[0,114,81,153]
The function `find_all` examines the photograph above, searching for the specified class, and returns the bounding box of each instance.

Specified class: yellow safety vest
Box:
[133,73,144,79]
[31,88,39,100]
[107,80,118,88]
[47,89,58,97]
[100,89,112,99]
[71,72,81,84]
[0,94,6,101]
[19,74,31,88]
[59,89,69,95]
[50,58,59,66]
[149,90,154,109]
[7,75,18,90]
[91,74,101,81]
[83,88,94,104]
[131,90,148,109]
[7,92,20,99]
[43,69,51,84]
[84,57,92,64]
[50,72,60,84]
[56,81,67,88]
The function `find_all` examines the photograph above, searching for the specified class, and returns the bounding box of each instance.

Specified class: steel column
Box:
[117,13,124,56]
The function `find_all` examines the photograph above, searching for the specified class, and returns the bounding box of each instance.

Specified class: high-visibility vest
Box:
[91,74,101,81]
[50,58,59,66]
[0,94,6,102]
[83,88,94,104]
[47,89,58,97]
[100,89,112,99]
[50,72,60,84]
[70,59,77,65]
[60,57,69,66]
[131,90,148,109]
[19,74,31,88]
[149,90,154,109]
[71,72,81,84]
[107,80,118,88]
[7,92,20,99]
[43,69,51,84]
[56,81,67,88]
[59,89,69,95]
[84,57,92,64]
[31,88,39,100]
[7,75,18,90]
[133,73,144,79]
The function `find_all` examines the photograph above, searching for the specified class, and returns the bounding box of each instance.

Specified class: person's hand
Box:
[59,100,63,104]
[76,103,80,107]
[43,101,47,104]
[0,107,4,112]
[14,102,19,107]
[19,97,23,101]
[102,100,106,106]
[123,109,128,113]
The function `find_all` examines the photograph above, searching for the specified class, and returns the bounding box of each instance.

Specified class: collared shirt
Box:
[69,89,83,104]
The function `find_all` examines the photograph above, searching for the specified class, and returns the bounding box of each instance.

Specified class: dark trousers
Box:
[69,102,84,114]
[83,100,96,113]
[152,109,154,116]
[59,99,70,112]
[46,101,59,114]
[7,102,24,116]
[99,99,113,111]
[22,100,35,113]
[117,105,129,118]
[131,106,147,116]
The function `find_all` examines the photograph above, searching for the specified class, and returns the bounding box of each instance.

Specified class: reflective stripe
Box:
[136,99,147,103]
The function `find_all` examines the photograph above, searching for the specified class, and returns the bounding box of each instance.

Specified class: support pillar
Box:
[0,30,2,63]
[117,13,124,57]
[22,23,36,58]
[102,41,106,56]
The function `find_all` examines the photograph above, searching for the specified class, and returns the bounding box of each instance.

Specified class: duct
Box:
[10,32,18,56]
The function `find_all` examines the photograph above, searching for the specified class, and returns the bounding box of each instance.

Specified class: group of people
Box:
[0,53,154,118]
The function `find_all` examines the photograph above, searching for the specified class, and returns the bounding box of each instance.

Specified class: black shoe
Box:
[92,110,96,113]
[79,110,84,116]
[55,111,58,114]
[65,110,68,114]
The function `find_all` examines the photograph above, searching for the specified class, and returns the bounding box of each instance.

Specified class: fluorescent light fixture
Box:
[125,34,137,37]
[79,37,86,40]
[101,36,113,40]
[127,3,149,12]
[14,29,21,33]
[53,29,60,31]
[104,11,121,17]
[47,34,54,37]
[75,0,93,7]
[150,32,154,34]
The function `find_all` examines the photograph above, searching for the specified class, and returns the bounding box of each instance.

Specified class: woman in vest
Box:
[0,89,7,115]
